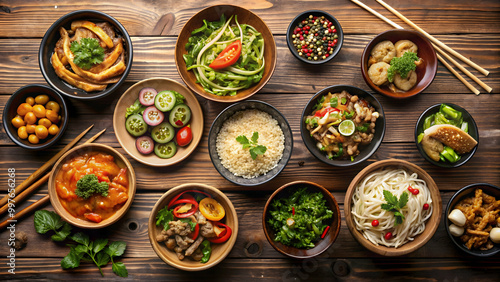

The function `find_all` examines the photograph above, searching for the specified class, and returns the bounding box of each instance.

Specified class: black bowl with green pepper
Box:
[286,10,343,64]
[415,103,479,168]
[39,10,133,100]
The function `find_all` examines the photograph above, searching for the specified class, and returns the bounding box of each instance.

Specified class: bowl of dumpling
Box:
[361,29,437,99]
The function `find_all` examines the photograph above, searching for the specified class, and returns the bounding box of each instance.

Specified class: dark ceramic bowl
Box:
[208,100,293,186]
[300,85,385,166]
[263,181,341,259]
[286,10,343,64]
[2,84,68,150]
[445,183,500,257]
[414,103,479,168]
[175,5,276,103]
[39,10,133,100]
[361,29,437,99]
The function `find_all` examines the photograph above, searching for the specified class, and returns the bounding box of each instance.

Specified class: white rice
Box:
[216,109,285,179]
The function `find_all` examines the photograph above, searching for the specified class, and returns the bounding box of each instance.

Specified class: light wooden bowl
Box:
[148,183,238,271]
[113,77,204,167]
[175,4,276,103]
[262,181,341,259]
[48,143,136,229]
[344,159,442,256]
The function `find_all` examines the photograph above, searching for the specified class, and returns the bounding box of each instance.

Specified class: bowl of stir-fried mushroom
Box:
[148,183,238,271]
[300,85,385,166]
[39,10,133,100]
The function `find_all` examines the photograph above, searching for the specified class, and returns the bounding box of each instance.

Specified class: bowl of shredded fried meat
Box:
[39,10,133,99]
[445,183,500,257]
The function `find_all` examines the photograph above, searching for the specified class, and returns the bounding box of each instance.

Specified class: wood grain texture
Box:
[0,0,499,279]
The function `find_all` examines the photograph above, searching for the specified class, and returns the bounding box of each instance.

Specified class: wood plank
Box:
[0,192,492,260]
[0,35,499,94]
[0,0,499,37]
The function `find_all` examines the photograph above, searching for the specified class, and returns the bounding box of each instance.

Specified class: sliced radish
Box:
[143,106,164,126]
[139,87,158,106]
[136,136,154,155]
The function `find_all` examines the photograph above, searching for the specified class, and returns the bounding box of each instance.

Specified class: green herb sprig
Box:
[70,38,105,70]
[75,174,109,199]
[34,210,72,241]
[381,190,408,226]
[236,132,267,160]
[387,51,419,83]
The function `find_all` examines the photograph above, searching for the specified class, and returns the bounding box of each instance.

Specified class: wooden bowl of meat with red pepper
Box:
[148,183,238,271]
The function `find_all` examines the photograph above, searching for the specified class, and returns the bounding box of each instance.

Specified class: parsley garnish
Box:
[381,190,409,226]
[70,38,105,70]
[236,132,267,160]
[387,51,419,83]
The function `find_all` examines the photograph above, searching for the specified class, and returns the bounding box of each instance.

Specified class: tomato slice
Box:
[199,198,225,221]
[209,40,242,70]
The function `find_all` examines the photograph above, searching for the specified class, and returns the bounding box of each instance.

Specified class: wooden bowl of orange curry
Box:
[48,143,136,229]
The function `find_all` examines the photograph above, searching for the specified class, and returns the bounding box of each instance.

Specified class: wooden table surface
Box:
[1,0,499,280]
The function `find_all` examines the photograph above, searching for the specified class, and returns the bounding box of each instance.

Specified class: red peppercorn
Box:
[325,54,329,57]
[299,36,304,41]
[296,27,301,32]
[315,33,318,36]
[327,47,331,51]
[304,30,309,35]
[423,203,430,210]
[333,39,338,44]
[333,29,337,33]
[384,232,393,240]
[371,220,379,227]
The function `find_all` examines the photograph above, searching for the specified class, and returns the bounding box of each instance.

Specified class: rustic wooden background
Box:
[0,0,499,280]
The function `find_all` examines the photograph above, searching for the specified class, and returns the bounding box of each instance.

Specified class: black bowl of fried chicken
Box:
[39,10,133,100]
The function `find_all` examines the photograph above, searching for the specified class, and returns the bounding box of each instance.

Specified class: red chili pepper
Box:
[207,222,232,244]
[314,107,340,117]
[423,203,430,210]
[321,226,330,239]
[371,220,379,227]
[173,203,197,218]
[167,190,212,208]
[189,223,199,240]
[292,207,295,216]
[384,232,393,240]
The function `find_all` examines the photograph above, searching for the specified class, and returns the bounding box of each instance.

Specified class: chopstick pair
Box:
[351,0,492,95]
[0,126,106,230]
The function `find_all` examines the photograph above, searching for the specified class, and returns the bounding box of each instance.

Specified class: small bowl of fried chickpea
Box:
[3,84,68,150]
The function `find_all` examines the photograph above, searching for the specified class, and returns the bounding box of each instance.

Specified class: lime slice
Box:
[339,120,355,136]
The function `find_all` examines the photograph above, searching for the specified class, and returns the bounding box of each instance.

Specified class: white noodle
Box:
[351,168,433,248]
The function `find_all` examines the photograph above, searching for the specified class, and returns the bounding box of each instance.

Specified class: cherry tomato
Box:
[423,203,430,210]
[17,103,33,116]
[48,124,60,135]
[208,40,242,70]
[32,104,46,118]
[176,125,193,147]
[371,220,379,227]
[24,112,37,125]
[384,232,393,240]
[11,116,25,128]
[28,134,39,144]
[45,101,60,113]
[25,96,35,106]
[199,198,225,221]
[17,126,28,139]
[35,125,49,139]
[35,94,49,105]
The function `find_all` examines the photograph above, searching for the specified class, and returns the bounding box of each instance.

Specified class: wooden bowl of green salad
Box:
[262,181,341,259]
[175,5,277,103]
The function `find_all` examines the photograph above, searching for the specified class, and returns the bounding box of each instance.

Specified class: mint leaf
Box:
[112,262,128,277]
[381,191,408,227]
[398,192,409,209]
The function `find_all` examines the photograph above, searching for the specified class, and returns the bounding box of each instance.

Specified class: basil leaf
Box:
[34,210,64,234]
[398,192,409,209]
[112,262,128,277]
[105,241,127,258]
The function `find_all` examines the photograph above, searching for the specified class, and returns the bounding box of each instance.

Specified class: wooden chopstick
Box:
[0,128,106,216]
[0,195,50,230]
[350,0,485,95]
[376,0,490,77]
[0,124,94,208]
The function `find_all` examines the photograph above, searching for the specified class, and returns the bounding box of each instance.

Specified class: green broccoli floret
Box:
[75,174,109,199]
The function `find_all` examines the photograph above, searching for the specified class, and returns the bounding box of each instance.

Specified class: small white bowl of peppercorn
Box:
[286,10,344,64]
